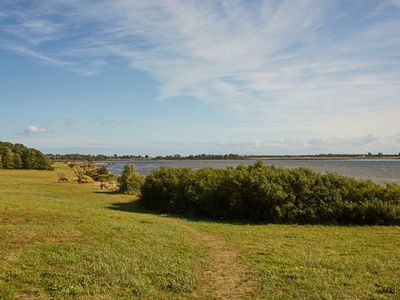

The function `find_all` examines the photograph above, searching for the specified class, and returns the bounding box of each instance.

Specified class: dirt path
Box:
[176,222,250,299]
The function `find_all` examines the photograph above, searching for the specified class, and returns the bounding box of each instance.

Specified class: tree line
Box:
[47,153,399,162]
[0,142,52,170]
[47,154,150,162]
[153,154,244,160]
[46,153,244,161]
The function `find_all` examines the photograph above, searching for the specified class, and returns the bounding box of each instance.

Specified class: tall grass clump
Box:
[140,162,400,225]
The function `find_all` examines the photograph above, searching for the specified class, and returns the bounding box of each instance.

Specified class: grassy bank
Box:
[1,169,399,299]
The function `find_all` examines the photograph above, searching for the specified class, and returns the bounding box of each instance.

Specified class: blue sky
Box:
[0,0,399,155]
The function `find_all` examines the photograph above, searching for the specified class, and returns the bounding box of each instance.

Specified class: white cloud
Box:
[25,125,49,134]
[114,117,127,124]
[1,0,400,139]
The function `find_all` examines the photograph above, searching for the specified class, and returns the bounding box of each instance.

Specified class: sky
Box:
[0,0,399,155]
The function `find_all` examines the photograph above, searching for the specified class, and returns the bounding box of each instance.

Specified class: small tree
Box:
[118,165,144,194]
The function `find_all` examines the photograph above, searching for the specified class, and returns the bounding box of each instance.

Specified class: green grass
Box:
[1,169,400,299]
[189,222,400,299]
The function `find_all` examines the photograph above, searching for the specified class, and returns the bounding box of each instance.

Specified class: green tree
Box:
[23,149,37,169]
[13,153,23,169]
[33,150,52,170]
[3,148,15,169]
[22,148,51,170]
[0,141,51,170]
[118,165,144,194]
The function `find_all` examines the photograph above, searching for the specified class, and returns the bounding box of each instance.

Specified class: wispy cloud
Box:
[0,43,72,67]
[389,0,400,8]
[1,0,399,138]
[94,116,130,126]
[64,117,78,126]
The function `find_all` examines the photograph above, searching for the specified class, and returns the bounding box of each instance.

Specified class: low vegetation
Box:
[0,141,52,170]
[141,162,400,225]
[73,164,118,184]
[0,169,399,299]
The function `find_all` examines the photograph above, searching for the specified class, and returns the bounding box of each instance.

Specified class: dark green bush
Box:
[140,162,400,225]
[119,165,145,194]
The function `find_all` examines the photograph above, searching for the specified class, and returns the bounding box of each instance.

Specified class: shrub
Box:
[73,166,85,181]
[83,165,106,181]
[96,174,118,182]
[119,165,145,194]
[73,167,94,184]
[56,173,69,183]
[71,164,115,183]
[79,175,94,184]
[140,162,400,225]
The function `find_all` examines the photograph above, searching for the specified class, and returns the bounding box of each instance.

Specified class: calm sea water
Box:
[100,159,400,183]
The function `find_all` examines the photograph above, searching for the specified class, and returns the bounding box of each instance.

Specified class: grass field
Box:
[0,169,399,299]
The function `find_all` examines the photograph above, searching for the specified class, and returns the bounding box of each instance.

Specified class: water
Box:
[101,159,400,183]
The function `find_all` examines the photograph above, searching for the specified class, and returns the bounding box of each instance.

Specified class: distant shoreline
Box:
[96,157,400,183]
[49,154,400,162]
[101,156,400,161]
[245,156,400,161]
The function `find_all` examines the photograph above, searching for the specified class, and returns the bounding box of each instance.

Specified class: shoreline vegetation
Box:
[46,153,400,162]
[139,162,400,225]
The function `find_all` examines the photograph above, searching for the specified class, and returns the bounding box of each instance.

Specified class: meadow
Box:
[1,168,399,299]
